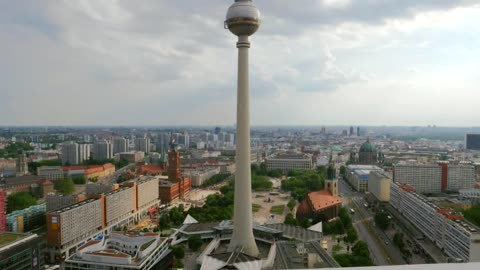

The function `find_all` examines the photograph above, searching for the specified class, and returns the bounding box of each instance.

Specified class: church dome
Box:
[360,139,377,153]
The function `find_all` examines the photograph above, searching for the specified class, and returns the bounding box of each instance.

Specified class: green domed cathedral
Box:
[358,138,378,165]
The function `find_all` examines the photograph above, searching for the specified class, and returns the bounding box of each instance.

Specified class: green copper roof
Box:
[360,139,377,153]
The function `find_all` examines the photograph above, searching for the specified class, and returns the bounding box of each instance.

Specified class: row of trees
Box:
[281,169,325,201]
[6,191,37,214]
[374,212,391,230]
[463,205,480,227]
[201,173,231,187]
[0,142,33,158]
[333,241,374,267]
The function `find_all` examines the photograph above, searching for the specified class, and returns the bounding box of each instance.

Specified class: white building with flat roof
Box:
[266,153,312,172]
[390,182,480,262]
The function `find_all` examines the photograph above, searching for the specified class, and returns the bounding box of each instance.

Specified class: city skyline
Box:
[1,1,480,126]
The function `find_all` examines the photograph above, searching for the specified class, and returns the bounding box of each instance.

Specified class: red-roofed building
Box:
[296,190,342,222]
[138,164,163,175]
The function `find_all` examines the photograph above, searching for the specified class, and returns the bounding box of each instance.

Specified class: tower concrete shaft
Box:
[229,35,259,256]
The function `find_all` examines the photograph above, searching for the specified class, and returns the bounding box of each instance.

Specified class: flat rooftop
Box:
[0,233,25,247]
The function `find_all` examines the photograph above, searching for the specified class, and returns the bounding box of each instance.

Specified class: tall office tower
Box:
[92,140,113,160]
[83,134,91,142]
[61,142,79,165]
[357,126,360,137]
[349,126,354,136]
[177,133,190,149]
[225,0,260,256]
[225,133,235,146]
[16,150,29,176]
[78,144,91,163]
[112,137,128,154]
[321,126,326,135]
[466,134,480,151]
[134,137,150,153]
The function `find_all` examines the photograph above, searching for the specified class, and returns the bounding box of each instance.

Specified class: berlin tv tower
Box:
[225,0,261,256]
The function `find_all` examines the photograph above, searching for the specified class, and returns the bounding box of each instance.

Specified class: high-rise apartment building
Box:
[92,140,113,160]
[46,176,160,262]
[390,182,480,262]
[61,143,90,165]
[47,198,103,260]
[466,134,480,151]
[104,186,136,227]
[393,163,476,193]
[134,137,150,153]
[61,143,79,165]
[112,137,129,154]
[78,144,91,163]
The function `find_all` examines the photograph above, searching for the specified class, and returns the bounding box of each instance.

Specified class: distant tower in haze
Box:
[167,133,181,182]
[16,150,29,176]
[357,126,360,137]
[225,0,261,257]
[325,149,338,197]
[349,126,354,136]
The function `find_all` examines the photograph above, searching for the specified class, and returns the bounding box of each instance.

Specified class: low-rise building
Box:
[345,165,383,192]
[64,231,171,270]
[185,167,221,187]
[266,153,313,172]
[118,151,145,164]
[296,190,342,222]
[0,232,45,270]
[7,203,46,233]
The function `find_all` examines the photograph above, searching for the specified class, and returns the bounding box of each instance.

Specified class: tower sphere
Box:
[225,0,261,36]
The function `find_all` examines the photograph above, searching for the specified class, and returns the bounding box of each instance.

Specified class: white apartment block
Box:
[113,137,129,154]
[394,163,476,193]
[105,187,136,227]
[345,165,383,192]
[266,153,311,172]
[134,138,151,153]
[78,144,91,163]
[136,177,160,209]
[61,143,79,165]
[186,167,221,187]
[92,140,113,160]
[447,165,476,191]
[390,182,480,262]
[49,199,103,249]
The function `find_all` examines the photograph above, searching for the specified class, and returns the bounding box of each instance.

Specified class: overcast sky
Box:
[1,0,479,127]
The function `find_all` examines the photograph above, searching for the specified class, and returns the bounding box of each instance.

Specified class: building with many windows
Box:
[92,140,113,160]
[368,171,391,202]
[390,182,480,262]
[46,176,161,263]
[345,165,383,192]
[64,231,171,270]
[393,163,476,193]
[265,153,313,172]
[134,138,151,154]
[113,137,129,155]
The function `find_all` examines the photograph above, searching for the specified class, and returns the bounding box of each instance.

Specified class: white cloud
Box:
[0,1,479,126]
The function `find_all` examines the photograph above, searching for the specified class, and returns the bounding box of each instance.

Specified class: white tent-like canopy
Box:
[183,214,199,225]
